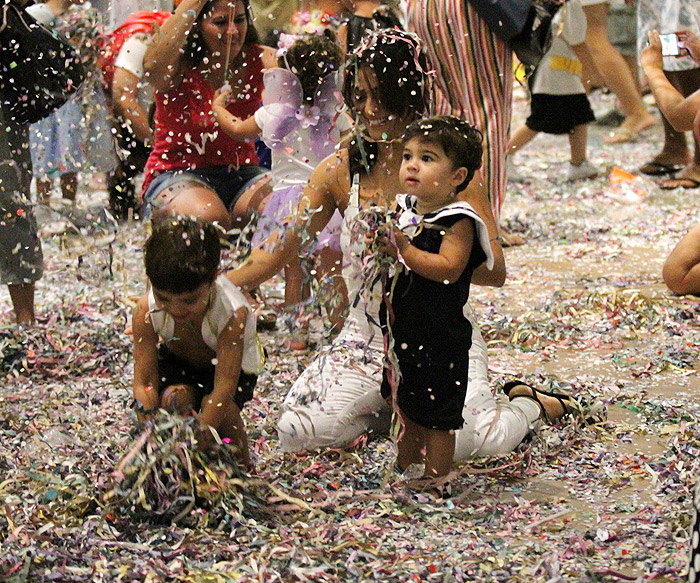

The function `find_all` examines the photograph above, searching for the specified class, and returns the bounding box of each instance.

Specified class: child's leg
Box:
[36,178,53,204]
[160,383,200,416]
[284,259,310,350]
[396,412,425,471]
[218,400,251,469]
[506,125,538,157]
[8,283,35,324]
[60,172,77,203]
[568,124,589,166]
[283,259,306,308]
[423,428,455,479]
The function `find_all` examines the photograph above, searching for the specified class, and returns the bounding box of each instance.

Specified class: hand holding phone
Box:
[659,33,681,56]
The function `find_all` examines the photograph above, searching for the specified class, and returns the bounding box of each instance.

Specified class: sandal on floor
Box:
[659,177,700,190]
[503,380,572,424]
[639,161,685,176]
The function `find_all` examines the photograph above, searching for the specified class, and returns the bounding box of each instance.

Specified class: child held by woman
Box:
[212,32,350,349]
[378,116,495,483]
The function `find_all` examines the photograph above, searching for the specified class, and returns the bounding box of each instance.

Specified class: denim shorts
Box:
[142,165,268,219]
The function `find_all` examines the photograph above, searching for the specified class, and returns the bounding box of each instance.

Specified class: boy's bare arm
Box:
[198,307,248,433]
[395,218,475,284]
[132,296,161,420]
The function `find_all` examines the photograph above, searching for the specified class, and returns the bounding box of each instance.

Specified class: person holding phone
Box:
[637,0,700,189]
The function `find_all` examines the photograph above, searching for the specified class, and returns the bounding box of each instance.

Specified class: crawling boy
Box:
[131,217,265,467]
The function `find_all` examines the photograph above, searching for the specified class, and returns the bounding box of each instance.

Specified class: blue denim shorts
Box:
[142,165,268,219]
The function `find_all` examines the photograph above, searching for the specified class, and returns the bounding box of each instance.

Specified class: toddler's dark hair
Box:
[403,116,483,193]
[282,32,344,103]
[144,217,221,294]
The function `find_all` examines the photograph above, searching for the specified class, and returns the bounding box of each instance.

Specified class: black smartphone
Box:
[659,33,681,57]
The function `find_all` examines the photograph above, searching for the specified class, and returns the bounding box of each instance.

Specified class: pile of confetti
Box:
[2,90,700,582]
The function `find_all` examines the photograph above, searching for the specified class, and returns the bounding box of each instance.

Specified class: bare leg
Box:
[152,182,232,229]
[661,69,700,187]
[60,172,78,203]
[8,283,35,324]
[396,412,425,471]
[36,178,53,205]
[506,126,538,157]
[230,175,272,231]
[423,428,455,479]
[583,3,654,142]
[568,124,588,165]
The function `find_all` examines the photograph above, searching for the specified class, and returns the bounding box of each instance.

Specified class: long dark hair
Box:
[282,31,344,103]
[184,0,260,67]
[342,29,432,177]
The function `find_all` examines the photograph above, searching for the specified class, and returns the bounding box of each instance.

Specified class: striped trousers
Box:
[406,0,513,224]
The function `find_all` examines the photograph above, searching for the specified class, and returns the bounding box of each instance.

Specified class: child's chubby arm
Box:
[197,306,248,439]
[212,88,262,141]
[379,217,475,284]
[132,295,161,422]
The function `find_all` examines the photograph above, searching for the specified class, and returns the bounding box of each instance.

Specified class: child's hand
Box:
[212,87,232,115]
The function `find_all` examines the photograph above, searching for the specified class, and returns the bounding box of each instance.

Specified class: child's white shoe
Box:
[567,160,599,181]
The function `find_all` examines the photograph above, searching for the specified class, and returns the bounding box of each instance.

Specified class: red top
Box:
[143,46,264,194]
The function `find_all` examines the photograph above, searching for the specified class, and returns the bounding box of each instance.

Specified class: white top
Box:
[147,275,265,375]
[254,107,351,192]
[114,34,155,111]
[531,0,587,96]
[26,4,58,26]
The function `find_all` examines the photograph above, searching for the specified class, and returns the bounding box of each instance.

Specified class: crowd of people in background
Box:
[3,0,700,576]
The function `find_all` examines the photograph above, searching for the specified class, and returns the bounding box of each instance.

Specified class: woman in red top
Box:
[143,0,276,229]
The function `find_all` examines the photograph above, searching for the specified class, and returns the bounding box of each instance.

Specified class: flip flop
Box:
[603,126,638,144]
[659,177,700,190]
[639,161,685,176]
[502,380,572,424]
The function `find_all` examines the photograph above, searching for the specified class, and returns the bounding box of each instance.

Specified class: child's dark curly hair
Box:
[282,31,344,103]
[144,217,221,294]
[403,116,483,193]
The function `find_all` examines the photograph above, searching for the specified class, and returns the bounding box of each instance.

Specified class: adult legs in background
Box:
[0,104,44,324]
[656,69,700,189]
[582,2,655,144]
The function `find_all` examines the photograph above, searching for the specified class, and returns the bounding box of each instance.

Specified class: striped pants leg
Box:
[406,0,512,224]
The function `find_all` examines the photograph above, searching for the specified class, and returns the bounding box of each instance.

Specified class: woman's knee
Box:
[153,183,231,229]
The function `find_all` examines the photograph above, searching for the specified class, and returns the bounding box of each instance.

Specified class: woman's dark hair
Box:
[342,29,432,177]
[144,217,221,294]
[184,0,260,67]
[281,31,344,103]
[403,116,483,193]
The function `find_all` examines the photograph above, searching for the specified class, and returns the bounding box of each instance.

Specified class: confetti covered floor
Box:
[2,89,699,582]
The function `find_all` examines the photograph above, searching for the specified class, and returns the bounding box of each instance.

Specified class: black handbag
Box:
[467,0,564,70]
[0,0,85,125]
[510,0,564,69]
[466,0,531,42]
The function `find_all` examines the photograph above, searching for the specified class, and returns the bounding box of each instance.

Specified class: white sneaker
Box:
[507,157,525,182]
[567,160,599,181]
